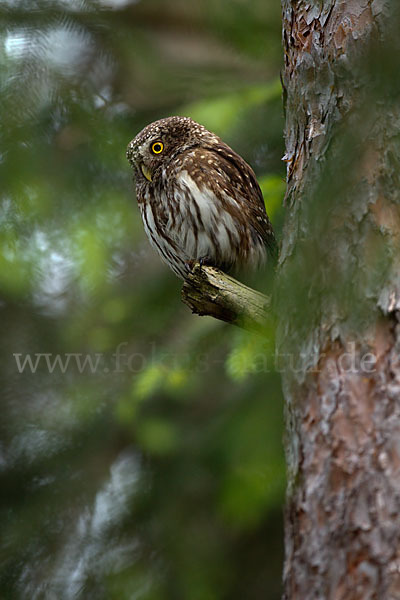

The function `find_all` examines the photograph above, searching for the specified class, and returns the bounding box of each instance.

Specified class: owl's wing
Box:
[202,143,277,257]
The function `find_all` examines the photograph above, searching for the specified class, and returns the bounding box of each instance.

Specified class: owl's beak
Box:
[140,164,152,182]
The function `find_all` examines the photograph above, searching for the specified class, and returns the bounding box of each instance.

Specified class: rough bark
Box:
[278,1,400,599]
[181,263,271,332]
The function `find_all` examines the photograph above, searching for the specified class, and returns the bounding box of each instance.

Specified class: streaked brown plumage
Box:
[126,116,276,279]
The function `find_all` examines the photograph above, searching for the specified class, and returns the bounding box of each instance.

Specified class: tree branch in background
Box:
[181,263,270,331]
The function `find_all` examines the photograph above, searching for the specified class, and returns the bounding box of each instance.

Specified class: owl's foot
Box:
[198,255,213,270]
[184,256,213,274]
[184,259,195,273]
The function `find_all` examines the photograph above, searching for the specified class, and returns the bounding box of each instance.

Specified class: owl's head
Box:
[126,116,218,183]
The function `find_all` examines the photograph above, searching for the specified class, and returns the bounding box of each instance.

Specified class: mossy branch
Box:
[181,263,271,331]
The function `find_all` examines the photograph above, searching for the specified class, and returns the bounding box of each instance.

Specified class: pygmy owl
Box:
[126,116,276,279]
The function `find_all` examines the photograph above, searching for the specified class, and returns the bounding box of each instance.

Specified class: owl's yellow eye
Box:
[151,141,164,155]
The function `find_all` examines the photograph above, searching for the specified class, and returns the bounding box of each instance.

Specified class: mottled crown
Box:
[126,116,219,166]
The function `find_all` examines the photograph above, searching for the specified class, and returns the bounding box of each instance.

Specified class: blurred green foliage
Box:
[0,1,285,598]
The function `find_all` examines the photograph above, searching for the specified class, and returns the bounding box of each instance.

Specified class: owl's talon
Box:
[184,260,195,273]
[198,255,212,269]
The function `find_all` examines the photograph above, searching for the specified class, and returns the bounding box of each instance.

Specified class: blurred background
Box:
[0,1,285,598]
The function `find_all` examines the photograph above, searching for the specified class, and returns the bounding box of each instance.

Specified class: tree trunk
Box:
[278,1,400,598]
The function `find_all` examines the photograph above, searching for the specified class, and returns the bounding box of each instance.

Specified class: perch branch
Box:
[181,263,271,331]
